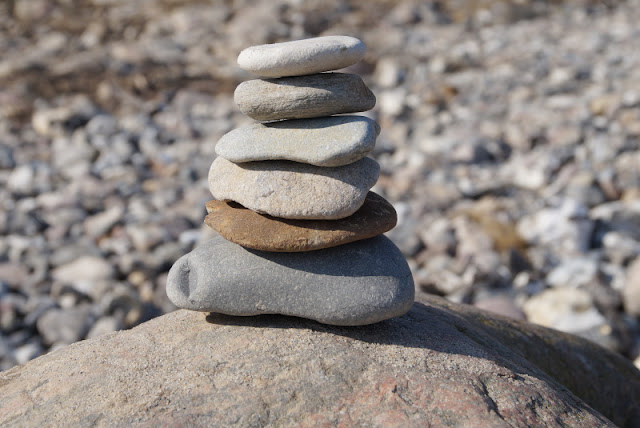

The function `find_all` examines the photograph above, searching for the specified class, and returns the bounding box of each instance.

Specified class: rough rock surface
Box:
[208,156,380,220]
[166,234,414,325]
[204,191,397,252]
[234,73,376,121]
[2,294,638,427]
[214,115,380,167]
[237,35,366,78]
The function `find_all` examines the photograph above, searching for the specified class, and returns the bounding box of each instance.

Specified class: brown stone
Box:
[204,191,397,252]
[2,294,638,427]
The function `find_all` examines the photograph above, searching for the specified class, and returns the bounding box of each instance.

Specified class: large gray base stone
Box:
[167,234,414,326]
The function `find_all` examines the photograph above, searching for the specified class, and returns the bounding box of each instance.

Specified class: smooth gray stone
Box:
[166,234,415,326]
[208,156,380,220]
[234,73,376,121]
[237,36,366,77]
[214,115,380,167]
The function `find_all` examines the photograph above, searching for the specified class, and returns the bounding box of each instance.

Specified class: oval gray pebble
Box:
[214,115,380,167]
[237,35,366,78]
[208,156,380,220]
[166,234,415,326]
[234,73,376,121]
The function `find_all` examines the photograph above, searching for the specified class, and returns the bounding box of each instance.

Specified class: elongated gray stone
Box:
[214,115,380,167]
[208,156,380,220]
[237,36,366,78]
[234,73,376,121]
[166,234,414,326]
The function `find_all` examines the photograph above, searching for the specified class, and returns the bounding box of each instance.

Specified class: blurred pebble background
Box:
[1,0,640,371]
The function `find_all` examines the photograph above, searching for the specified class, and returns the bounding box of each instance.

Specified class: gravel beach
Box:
[1,0,639,371]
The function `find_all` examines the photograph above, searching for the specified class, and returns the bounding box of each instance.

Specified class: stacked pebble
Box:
[166,36,414,326]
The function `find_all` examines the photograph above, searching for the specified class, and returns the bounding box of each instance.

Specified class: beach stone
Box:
[238,35,366,78]
[36,305,93,346]
[623,256,640,317]
[2,295,638,427]
[208,156,380,220]
[214,115,380,167]
[523,288,610,337]
[51,256,115,295]
[166,234,414,326]
[204,192,397,252]
[474,295,526,320]
[234,73,376,121]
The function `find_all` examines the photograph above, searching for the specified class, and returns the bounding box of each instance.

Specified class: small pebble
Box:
[234,73,376,121]
[215,115,379,167]
[238,36,366,77]
[208,156,380,220]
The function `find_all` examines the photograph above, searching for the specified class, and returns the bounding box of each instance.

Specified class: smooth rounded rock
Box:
[166,234,414,326]
[234,73,376,121]
[208,156,380,220]
[2,295,637,427]
[237,35,366,77]
[204,191,397,252]
[214,115,380,167]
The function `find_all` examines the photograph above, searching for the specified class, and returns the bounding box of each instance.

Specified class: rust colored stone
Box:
[204,191,397,252]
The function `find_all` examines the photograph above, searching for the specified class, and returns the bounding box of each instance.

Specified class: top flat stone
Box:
[238,36,366,78]
[214,115,380,167]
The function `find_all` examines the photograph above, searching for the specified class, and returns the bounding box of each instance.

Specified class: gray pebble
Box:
[523,288,610,338]
[546,257,598,288]
[0,144,15,169]
[234,73,376,121]
[167,234,414,326]
[51,255,115,285]
[85,114,118,136]
[517,200,594,254]
[36,305,94,345]
[215,115,380,167]
[23,296,57,327]
[209,156,380,220]
[623,257,640,317]
[237,36,366,77]
[86,316,122,339]
[13,340,43,365]
[7,165,35,195]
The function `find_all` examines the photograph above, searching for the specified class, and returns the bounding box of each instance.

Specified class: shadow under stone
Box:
[204,294,640,427]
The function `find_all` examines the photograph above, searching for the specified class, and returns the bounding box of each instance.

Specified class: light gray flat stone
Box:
[208,156,380,220]
[234,73,376,121]
[214,115,380,167]
[237,35,366,77]
[166,234,414,326]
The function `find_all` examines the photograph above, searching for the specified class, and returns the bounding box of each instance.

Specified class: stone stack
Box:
[167,36,414,326]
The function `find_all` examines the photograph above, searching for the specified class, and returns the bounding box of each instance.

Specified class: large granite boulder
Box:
[1,294,639,427]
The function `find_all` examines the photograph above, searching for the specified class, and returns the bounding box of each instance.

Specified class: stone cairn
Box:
[167,36,414,326]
